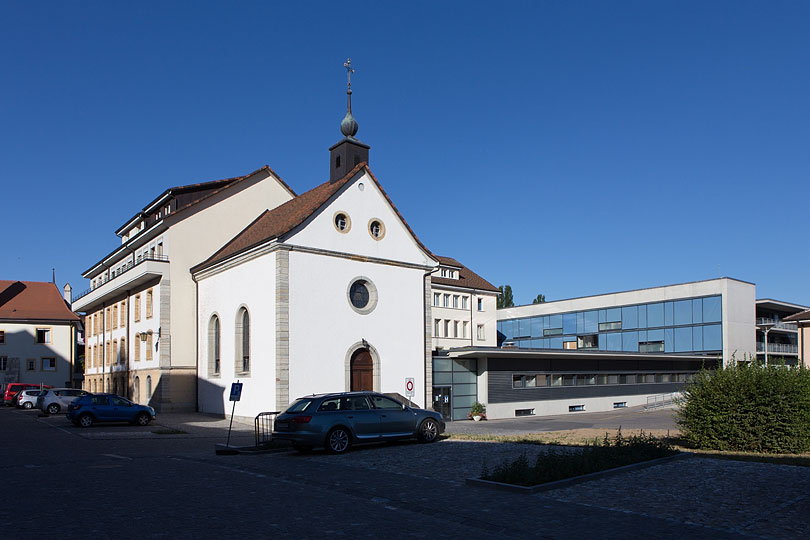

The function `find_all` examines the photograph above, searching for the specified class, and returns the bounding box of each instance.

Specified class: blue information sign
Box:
[229,382,243,402]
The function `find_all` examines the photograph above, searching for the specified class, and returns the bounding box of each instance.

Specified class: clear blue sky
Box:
[2,1,809,307]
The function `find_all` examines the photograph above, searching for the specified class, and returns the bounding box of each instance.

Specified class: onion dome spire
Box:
[340,58,359,138]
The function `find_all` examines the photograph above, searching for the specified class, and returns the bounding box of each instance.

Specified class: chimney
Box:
[64,283,72,305]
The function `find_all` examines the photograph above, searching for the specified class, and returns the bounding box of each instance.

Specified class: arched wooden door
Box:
[350,349,373,391]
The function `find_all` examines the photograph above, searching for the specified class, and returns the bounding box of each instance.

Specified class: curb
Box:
[466,452,692,494]
[214,442,291,455]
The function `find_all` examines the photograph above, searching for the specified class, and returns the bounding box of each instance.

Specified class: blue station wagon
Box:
[273,391,445,453]
[67,394,156,427]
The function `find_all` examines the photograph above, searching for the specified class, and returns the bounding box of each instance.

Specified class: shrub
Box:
[676,361,810,454]
[481,430,677,486]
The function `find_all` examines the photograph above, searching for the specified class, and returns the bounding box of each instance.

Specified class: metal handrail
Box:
[73,255,170,301]
[644,393,674,410]
[254,411,280,447]
[756,342,798,354]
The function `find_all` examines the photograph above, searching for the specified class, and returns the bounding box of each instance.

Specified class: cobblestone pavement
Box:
[3,407,807,539]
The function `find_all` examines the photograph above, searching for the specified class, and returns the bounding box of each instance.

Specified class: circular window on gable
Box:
[347,277,378,315]
[368,218,385,241]
[333,211,351,233]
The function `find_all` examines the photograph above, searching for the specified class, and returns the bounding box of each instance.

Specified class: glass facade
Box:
[432,357,478,421]
[498,295,722,354]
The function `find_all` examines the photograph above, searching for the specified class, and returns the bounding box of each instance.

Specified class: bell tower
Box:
[329,58,370,183]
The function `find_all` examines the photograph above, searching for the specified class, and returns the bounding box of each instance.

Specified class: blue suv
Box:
[67,394,156,427]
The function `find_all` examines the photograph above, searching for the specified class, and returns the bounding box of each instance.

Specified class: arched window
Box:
[134,376,140,403]
[235,307,250,375]
[146,375,152,400]
[208,315,221,376]
[120,337,126,364]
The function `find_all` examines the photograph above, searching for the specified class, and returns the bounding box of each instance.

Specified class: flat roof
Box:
[508,277,754,309]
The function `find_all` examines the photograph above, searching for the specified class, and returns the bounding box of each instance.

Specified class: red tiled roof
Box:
[0,281,79,321]
[192,162,436,273]
[431,256,499,292]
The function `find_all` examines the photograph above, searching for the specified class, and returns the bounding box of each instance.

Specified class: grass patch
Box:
[449,427,675,447]
[481,430,677,487]
[451,428,810,468]
[152,429,188,435]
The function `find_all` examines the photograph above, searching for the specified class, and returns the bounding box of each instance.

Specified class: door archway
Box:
[350,349,373,391]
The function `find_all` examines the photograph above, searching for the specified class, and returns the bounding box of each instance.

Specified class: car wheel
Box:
[23,402,33,409]
[326,427,351,454]
[134,412,151,426]
[47,403,60,415]
[78,414,94,428]
[417,418,439,443]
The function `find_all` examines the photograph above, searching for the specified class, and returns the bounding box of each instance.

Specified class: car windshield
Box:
[286,399,313,413]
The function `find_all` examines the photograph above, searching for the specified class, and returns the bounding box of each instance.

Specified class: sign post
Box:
[405,377,415,407]
[225,380,243,448]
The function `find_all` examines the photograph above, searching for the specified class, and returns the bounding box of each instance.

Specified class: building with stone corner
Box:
[71,167,296,411]
[0,280,80,394]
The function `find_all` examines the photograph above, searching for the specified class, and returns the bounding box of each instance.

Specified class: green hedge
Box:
[481,431,677,486]
[676,362,810,454]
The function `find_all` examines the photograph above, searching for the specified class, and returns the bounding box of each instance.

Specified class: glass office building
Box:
[440,278,756,419]
[497,295,723,355]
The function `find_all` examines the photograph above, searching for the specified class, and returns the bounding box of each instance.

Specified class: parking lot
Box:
[2,405,807,539]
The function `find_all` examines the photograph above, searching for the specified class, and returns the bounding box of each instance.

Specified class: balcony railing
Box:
[73,255,169,302]
[756,318,798,331]
[756,342,798,354]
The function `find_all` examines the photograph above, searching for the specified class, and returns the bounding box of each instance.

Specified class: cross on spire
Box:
[344,58,354,90]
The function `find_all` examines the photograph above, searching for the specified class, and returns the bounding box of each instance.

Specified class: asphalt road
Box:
[0,406,765,539]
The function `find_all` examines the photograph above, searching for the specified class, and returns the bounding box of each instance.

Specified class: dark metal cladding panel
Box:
[487,371,685,404]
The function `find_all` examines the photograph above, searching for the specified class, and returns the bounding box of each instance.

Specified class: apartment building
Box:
[0,281,79,392]
[72,167,295,411]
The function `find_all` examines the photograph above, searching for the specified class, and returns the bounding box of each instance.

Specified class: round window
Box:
[347,277,378,315]
[350,281,369,309]
[333,211,351,233]
[368,218,385,240]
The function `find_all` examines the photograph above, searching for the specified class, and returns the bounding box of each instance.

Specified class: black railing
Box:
[73,255,169,302]
[255,411,280,446]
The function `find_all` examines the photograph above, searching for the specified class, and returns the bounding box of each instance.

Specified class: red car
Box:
[3,383,53,406]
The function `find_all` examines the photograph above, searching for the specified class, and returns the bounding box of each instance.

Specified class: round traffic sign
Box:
[406,380,414,392]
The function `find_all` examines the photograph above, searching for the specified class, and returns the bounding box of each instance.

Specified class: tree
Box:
[532,294,546,304]
[497,285,514,309]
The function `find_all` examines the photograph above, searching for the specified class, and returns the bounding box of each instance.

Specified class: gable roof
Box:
[431,256,499,293]
[115,165,296,235]
[0,281,79,321]
[192,162,436,274]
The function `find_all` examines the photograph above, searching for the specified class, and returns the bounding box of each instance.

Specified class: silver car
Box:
[37,388,89,415]
[272,391,445,454]
[16,390,43,409]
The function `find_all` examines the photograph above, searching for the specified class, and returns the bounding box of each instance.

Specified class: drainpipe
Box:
[193,274,199,413]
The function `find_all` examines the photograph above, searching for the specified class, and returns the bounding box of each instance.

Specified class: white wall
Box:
[287,250,427,407]
[722,279,756,364]
[0,322,73,388]
[288,171,434,268]
[197,253,277,416]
